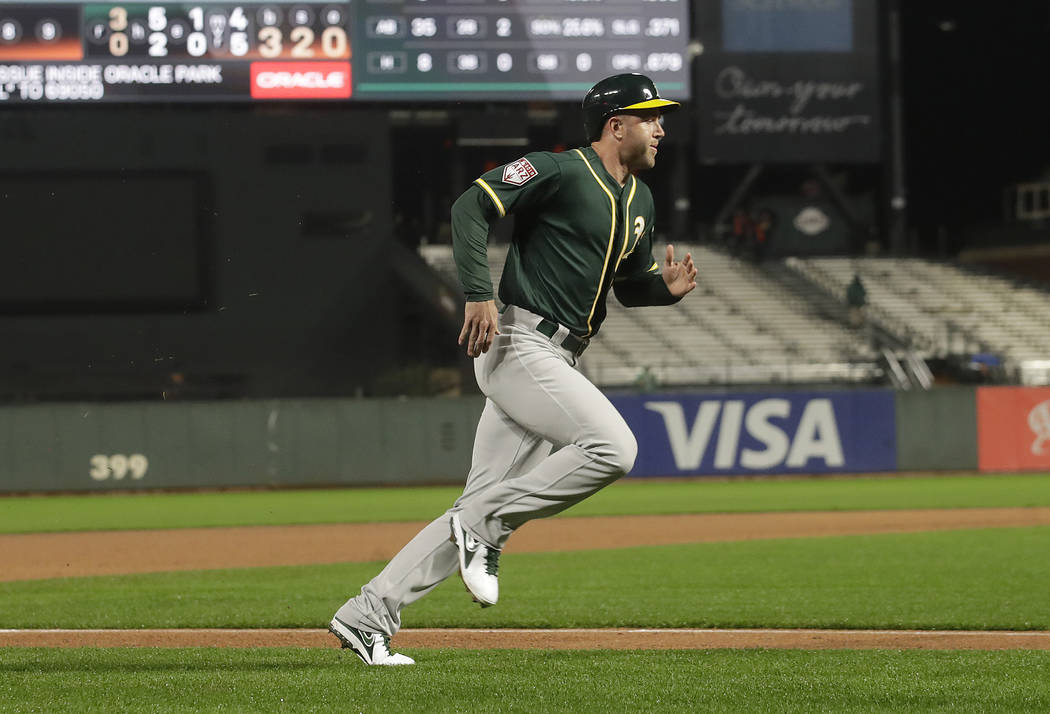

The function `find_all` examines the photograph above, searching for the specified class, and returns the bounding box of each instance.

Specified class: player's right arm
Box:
[451,186,501,304]
[451,186,502,357]
[450,152,561,357]
[457,298,500,359]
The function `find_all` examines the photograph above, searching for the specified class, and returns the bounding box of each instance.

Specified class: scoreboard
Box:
[0,0,689,102]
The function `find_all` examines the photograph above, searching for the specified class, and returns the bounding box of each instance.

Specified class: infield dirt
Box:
[5,507,1049,651]
[4,507,1049,582]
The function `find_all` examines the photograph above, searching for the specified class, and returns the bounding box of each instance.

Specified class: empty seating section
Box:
[586,246,875,386]
[789,256,1050,384]
[420,244,878,387]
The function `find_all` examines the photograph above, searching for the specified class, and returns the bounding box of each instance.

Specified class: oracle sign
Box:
[250,62,351,99]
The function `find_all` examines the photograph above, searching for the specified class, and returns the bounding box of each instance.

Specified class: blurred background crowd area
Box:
[1,0,1048,403]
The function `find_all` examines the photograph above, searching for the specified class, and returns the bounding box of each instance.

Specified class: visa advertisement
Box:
[977,387,1050,472]
[611,390,897,477]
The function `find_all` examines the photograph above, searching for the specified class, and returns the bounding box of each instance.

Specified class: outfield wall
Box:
[0,399,485,493]
[2,386,1049,493]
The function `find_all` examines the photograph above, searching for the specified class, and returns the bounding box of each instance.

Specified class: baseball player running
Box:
[329,73,697,665]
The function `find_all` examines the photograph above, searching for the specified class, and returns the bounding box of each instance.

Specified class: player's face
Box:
[619,110,666,171]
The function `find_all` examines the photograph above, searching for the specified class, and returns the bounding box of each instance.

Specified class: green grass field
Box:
[4,527,1050,630]
[5,649,1050,713]
[3,474,1050,712]
[2,472,1049,534]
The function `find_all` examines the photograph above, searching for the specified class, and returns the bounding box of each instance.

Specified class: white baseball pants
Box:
[334,305,636,636]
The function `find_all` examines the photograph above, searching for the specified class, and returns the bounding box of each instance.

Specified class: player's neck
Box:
[590,141,630,186]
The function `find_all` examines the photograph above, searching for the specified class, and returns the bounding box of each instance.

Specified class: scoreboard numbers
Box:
[289,26,313,57]
[410,17,435,38]
[0,0,687,103]
[108,5,127,55]
[148,32,166,56]
[147,6,165,32]
[187,30,207,56]
[321,26,346,57]
[257,25,280,57]
[109,30,127,56]
[80,4,350,61]
[109,6,127,31]
[355,0,688,100]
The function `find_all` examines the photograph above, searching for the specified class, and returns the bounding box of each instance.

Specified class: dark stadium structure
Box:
[1,0,1048,402]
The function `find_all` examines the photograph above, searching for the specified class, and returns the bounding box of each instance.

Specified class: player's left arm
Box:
[613,222,697,306]
[659,244,698,298]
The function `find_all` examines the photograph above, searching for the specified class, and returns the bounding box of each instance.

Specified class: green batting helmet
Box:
[582,73,681,143]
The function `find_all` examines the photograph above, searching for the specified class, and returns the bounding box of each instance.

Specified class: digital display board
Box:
[694,0,880,163]
[0,0,689,103]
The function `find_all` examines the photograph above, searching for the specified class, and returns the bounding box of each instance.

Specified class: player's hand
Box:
[459,300,501,358]
[661,244,698,297]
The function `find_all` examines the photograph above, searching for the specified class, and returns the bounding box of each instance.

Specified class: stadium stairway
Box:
[786,256,1050,386]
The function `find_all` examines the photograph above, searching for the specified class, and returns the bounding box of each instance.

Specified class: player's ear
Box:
[607,115,624,139]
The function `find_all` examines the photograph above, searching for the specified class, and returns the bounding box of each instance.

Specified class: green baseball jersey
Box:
[450,146,679,338]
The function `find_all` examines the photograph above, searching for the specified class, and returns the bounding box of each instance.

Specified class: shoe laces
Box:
[375,634,393,657]
[484,548,500,577]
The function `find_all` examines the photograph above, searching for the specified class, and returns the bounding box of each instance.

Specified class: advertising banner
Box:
[694,0,881,163]
[611,390,896,477]
[977,387,1050,472]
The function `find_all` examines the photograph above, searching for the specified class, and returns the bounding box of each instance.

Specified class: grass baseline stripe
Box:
[2,628,1049,650]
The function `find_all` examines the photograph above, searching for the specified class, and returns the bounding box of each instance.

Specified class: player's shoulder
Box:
[557,146,596,164]
[547,149,585,164]
[543,146,603,179]
[483,151,561,187]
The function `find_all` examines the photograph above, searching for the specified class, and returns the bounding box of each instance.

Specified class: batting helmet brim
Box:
[618,97,681,112]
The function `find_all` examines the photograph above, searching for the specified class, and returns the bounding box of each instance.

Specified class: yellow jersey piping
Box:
[573,148,617,337]
[474,178,505,217]
[613,176,637,274]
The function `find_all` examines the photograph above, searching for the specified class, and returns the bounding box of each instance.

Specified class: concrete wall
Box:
[4,386,1048,494]
[894,387,977,471]
[0,397,484,493]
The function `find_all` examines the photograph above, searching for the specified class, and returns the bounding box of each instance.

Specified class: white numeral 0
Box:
[90,454,149,481]
[187,31,207,56]
[321,26,347,57]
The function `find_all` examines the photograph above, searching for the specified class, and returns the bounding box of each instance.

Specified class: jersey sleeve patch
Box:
[502,158,538,186]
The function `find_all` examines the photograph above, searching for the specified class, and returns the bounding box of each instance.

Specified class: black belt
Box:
[536,318,589,357]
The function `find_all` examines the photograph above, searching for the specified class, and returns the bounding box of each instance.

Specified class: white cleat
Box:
[449,512,500,607]
[328,617,414,666]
